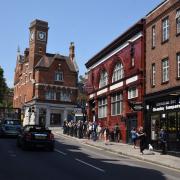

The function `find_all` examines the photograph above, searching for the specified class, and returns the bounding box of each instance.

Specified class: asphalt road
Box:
[0,136,180,180]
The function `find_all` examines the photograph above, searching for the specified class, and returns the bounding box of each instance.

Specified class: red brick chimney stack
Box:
[69,42,75,61]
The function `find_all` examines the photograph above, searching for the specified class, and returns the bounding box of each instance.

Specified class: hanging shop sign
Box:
[129,101,144,111]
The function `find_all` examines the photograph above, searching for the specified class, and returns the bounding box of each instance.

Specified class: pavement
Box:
[50,127,180,171]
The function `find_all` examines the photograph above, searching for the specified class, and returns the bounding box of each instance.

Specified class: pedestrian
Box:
[131,127,137,148]
[103,126,109,145]
[137,126,147,155]
[97,123,102,140]
[159,128,168,154]
[113,123,120,142]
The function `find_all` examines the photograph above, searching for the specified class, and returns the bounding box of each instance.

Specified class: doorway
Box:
[127,116,137,143]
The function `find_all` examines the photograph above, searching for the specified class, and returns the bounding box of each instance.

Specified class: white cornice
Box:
[87,32,143,71]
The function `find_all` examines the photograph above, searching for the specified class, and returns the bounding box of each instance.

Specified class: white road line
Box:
[55,149,67,155]
[75,158,105,173]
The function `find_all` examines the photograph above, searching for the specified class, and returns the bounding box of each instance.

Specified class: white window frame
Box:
[162,58,169,82]
[162,18,169,42]
[128,87,138,99]
[60,91,71,102]
[98,98,107,118]
[176,9,180,35]
[45,90,56,100]
[152,25,156,48]
[55,71,63,81]
[111,93,123,115]
[152,64,156,86]
[177,53,180,78]
[112,63,124,82]
[99,71,108,88]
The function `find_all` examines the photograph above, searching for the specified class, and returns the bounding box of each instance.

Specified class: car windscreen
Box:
[4,120,21,125]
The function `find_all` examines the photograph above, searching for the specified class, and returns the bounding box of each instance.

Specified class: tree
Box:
[0,66,8,107]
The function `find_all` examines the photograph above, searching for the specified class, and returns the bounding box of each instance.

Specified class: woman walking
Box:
[137,126,146,155]
[131,127,137,148]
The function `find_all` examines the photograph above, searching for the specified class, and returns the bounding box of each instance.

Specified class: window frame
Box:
[99,71,108,88]
[112,63,124,83]
[152,25,156,48]
[128,87,138,99]
[111,92,123,116]
[177,53,180,79]
[176,9,180,36]
[98,97,107,118]
[162,17,169,43]
[162,58,169,83]
[151,63,156,87]
[55,71,63,81]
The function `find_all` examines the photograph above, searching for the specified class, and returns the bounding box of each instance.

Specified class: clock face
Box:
[37,31,46,41]
[30,31,34,41]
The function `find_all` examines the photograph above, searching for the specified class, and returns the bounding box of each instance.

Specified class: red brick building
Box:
[145,0,180,150]
[85,19,145,143]
[13,19,78,127]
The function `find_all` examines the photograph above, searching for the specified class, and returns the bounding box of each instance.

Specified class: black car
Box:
[16,125,55,151]
[0,119,21,137]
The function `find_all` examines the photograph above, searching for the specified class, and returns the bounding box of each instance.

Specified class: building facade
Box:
[13,19,78,127]
[145,0,180,150]
[85,19,145,143]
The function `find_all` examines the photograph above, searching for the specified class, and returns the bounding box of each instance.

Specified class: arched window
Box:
[99,71,108,88]
[112,63,124,82]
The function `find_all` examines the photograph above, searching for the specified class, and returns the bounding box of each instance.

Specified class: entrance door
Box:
[50,113,61,126]
[127,117,137,143]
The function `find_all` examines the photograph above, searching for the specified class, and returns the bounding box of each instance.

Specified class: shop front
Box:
[146,96,180,151]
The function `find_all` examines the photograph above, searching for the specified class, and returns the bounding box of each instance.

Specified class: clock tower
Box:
[29,19,48,69]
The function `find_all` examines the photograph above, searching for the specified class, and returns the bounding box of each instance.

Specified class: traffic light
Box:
[31,106,35,112]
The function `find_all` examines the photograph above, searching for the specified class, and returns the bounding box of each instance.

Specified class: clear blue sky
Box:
[0,0,162,87]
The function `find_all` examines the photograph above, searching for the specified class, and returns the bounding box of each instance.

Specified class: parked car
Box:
[16,125,55,151]
[0,119,21,137]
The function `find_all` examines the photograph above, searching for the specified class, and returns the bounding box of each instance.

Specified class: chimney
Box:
[69,42,75,61]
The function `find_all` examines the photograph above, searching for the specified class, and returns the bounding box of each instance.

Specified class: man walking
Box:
[159,128,167,154]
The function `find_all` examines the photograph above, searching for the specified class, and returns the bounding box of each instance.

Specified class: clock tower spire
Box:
[29,19,48,69]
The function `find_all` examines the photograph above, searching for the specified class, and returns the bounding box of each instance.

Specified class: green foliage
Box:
[0,66,9,107]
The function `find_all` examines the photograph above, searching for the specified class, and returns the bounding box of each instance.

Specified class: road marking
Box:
[55,149,67,155]
[75,158,105,173]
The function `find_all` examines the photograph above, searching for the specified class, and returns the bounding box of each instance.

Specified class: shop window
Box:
[178,112,180,132]
[151,115,160,140]
[167,112,177,141]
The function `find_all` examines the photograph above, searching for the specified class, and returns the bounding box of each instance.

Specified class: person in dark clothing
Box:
[159,128,167,154]
[137,126,147,155]
[114,123,120,142]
